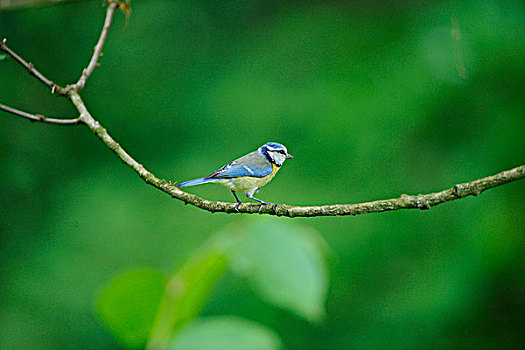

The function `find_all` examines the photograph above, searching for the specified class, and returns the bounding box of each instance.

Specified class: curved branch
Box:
[182,164,523,216]
[0,102,81,125]
[67,90,525,217]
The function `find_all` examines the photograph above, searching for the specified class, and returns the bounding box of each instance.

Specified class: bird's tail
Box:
[177,177,217,188]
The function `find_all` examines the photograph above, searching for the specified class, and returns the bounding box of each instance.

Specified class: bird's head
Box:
[258,142,293,167]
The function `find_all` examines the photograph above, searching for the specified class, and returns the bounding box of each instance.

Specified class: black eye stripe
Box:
[266,148,286,155]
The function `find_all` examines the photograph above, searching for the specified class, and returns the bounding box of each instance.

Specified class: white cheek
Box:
[273,153,286,166]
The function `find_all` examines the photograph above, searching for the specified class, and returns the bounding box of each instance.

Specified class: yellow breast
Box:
[216,164,280,193]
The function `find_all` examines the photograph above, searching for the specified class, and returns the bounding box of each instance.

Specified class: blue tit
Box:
[177,142,293,212]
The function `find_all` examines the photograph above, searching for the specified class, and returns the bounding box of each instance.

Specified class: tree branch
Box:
[0,102,81,125]
[75,1,118,90]
[0,38,68,96]
[2,1,524,218]
[67,93,525,218]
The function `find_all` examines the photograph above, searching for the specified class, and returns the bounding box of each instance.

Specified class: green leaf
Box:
[168,247,228,329]
[170,316,283,350]
[96,268,166,349]
[229,220,330,322]
[147,243,229,349]
[0,53,7,61]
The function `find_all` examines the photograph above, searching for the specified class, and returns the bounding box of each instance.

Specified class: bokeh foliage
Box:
[1,0,524,349]
[97,220,328,349]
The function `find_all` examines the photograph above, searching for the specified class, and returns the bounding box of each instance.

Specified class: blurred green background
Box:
[1,0,524,348]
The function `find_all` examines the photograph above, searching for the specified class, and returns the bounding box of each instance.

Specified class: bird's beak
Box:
[286,153,294,159]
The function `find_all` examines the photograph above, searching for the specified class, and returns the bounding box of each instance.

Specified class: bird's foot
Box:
[258,202,273,214]
[234,202,241,212]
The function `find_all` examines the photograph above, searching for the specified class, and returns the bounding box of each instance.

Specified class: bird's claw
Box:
[258,202,273,214]
[234,202,240,212]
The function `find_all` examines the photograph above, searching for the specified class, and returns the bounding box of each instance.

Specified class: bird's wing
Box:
[205,151,273,179]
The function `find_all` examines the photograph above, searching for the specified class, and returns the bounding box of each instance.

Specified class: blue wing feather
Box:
[212,164,272,178]
[179,150,273,188]
[177,177,216,188]
[206,151,273,179]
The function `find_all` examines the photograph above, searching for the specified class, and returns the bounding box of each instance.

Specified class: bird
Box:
[177,142,293,213]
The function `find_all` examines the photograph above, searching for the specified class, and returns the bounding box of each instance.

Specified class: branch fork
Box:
[0,1,118,124]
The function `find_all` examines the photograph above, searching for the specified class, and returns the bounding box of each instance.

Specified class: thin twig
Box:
[75,1,118,90]
[0,38,68,96]
[0,102,81,125]
[0,0,88,12]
